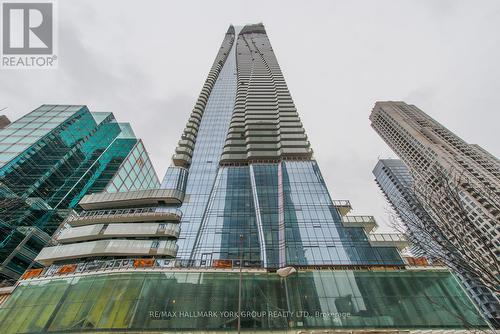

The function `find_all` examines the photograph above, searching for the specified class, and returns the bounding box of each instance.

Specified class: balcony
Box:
[341,215,377,233]
[79,189,184,210]
[36,239,178,266]
[172,153,191,167]
[333,200,352,216]
[57,223,181,244]
[66,207,182,226]
[368,233,408,250]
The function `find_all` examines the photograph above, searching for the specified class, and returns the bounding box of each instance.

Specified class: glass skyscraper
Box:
[372,159,445,260]
[165,25,403,268]
[0,105,159,285]
[0,25,488,332]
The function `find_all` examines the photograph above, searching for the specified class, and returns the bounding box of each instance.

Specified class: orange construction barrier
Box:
[212,259,232,268]
[57,264,77,274]
[133,258,155,268]
[20,268,43,280]
[405,257,429,266]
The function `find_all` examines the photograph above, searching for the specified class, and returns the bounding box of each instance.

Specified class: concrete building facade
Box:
[370,101,500,326]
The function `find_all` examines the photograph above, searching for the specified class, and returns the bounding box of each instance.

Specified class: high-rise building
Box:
[372,159,440,254]
[370,101,500,326]
[0,105,159,285]
[0,26,487,333]
[373,159,414,212]
[372,158,465,277]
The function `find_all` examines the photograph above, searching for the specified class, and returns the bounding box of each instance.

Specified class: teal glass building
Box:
[0,105,159,285]
[0,25,488,332]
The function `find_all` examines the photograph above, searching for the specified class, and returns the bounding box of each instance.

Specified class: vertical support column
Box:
[249,164,268,267]
[277,161,286,268]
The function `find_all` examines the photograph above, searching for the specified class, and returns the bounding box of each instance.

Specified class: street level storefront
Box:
[0,269,486,333]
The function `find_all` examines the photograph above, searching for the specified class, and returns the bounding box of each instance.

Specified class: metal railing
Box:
[66,207,182,225]
[57,223,181,243]
[79,189,185,210]
[332,200,351,207]
[368,233,408,250]
[341,215,377,232]
[368,233,406,242]
[342,215,376,224]
[332,200,352,216]
[22,258,265,280]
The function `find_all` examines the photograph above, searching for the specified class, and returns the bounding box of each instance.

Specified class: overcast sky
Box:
[2,0,499,231]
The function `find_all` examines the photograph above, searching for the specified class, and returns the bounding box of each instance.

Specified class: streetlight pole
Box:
[237,234,244,334]
[277,266,297,328]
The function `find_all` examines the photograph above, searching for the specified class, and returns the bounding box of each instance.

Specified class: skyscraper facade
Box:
[373,159,414,213]
[0,105,159,285]
[0,26,487,332]
[370,101,500,326]
[372,159,417,226]
[166,24,403,269]
[372,158,466,285]
[372,159,437,255]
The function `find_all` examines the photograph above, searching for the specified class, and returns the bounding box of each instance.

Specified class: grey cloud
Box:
[1,0,499,231]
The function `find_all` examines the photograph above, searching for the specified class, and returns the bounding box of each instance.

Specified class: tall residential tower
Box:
[370,101,500,326]
[0,26,486,333]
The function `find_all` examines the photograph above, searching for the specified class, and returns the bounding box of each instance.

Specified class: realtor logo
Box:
[1,1,57,68]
